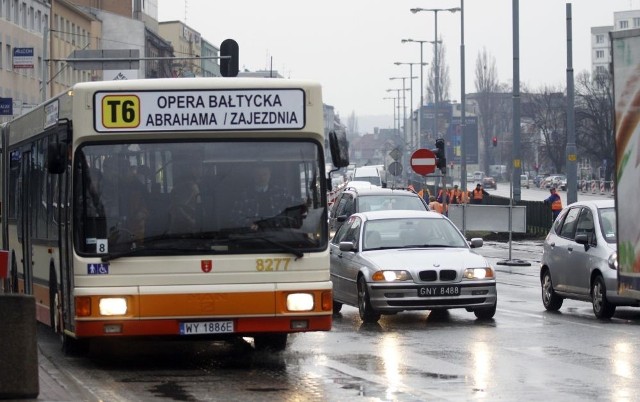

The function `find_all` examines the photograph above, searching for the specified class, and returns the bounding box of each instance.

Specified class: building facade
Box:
[0,0,51,119]
[158,20,201,77]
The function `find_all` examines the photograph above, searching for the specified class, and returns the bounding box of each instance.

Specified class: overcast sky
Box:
[158,0,640,130]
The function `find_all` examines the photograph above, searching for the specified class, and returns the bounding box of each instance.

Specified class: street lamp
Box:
[382,96,397,133]
[401,39,439,149]
[389,76,417,151]
[386,88,407,136]
[394,62,428,150]
[410,7,460,149]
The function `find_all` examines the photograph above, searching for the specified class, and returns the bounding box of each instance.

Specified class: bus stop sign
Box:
[410,148,436,176]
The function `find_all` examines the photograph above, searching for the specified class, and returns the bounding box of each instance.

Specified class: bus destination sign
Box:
[94,88,306,132]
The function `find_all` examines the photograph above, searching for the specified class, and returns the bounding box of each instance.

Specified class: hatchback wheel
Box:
[592,275,616,319]
[541,269,563,311]
[357,276,380,323]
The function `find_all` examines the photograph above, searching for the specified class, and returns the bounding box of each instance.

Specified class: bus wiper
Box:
[100,244,214,262]
[237,235,304,259]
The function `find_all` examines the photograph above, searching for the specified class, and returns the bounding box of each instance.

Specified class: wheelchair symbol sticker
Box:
[87,263,109,275]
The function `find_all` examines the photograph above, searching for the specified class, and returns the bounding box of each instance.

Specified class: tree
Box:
[347,111,359,137]
[529,86,567,174]
[473,48,508,173]
[575,71,614,180]
[426,40,451,104]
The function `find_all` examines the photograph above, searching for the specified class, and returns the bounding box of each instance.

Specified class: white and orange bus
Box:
[2,77,348,352]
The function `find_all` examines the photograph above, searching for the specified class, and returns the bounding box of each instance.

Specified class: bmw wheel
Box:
[592,275,616,319]
[357,276,380,323]
[474,300,497,319]
[541,269,563,311]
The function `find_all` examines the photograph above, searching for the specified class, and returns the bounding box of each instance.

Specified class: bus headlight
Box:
[286,293,314,311]
[99,297,128,316]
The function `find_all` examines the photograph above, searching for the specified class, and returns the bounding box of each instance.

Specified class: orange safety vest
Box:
[473,188,484,200]
[449,189,465,204]
[551,198,562,211]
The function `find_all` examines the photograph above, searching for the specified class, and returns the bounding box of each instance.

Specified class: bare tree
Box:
[473,48,503,173]
[347,111,359,137]
[528,86,567,174]
[425,40,451,104]
[575,71,614,180]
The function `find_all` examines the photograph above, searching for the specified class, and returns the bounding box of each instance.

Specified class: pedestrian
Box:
[428,195,444,214]
[544,187,563,221]
[417,187,430,201]
[449,184,467,204]
[471,183,489,204]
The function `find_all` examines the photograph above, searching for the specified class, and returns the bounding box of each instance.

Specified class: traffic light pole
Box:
[432,138,447,213]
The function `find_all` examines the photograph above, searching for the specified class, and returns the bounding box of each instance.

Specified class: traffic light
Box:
[220,39,239,77]
[433,138,446,173]
[492,136,498,147]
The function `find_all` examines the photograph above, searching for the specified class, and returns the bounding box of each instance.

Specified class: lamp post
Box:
[383,96,397,133]
[394,62,428,150]
[401,39,439,149]
[410,7,460,149]
[389,76,416,146]
[386,88,406,136]
[459,0,467,191]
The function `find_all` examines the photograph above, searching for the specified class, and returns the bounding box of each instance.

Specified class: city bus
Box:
[1,77,348,352]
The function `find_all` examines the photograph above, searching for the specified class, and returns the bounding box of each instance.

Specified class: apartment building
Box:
[0,0,51,119]
[158,20,201,77]
[591,9,640,76]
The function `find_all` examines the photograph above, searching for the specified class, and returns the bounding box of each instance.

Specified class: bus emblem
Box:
[201,260,213,273]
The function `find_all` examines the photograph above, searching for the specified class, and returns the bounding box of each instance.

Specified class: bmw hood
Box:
[364,248,490,269]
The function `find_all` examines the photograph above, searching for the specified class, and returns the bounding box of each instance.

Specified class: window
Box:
[596,65,606,73]
[596,34,604,44]
[20,2,25,27]
[5,44,11,71]
[0,41,2,69]
[36,10,40,32]
[28,6,32,30]
[620,20,629,29]
[13,0,18,23]
[634,17,640,28]
[559,208,581,239]
[596,50,604,59]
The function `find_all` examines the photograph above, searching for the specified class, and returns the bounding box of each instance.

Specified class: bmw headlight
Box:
[372,270,413,281]
[463,268,495,280]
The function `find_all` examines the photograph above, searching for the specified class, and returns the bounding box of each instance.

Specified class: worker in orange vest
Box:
[471,183,489,204]
[449,185,468,204]
[544,187,563,221]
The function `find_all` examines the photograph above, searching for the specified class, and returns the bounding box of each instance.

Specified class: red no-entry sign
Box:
[410,148,436,176]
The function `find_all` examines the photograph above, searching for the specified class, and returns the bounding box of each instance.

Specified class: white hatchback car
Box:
[540,199,640,319]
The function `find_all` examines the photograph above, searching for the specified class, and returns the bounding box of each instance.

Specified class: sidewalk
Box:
[35,348,94,402]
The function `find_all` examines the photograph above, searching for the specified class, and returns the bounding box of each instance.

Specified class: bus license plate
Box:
[418,285,461,297]
[179,320,234,335]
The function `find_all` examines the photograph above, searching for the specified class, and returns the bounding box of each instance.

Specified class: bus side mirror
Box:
[329,130,349,168]
[47,143,67,174]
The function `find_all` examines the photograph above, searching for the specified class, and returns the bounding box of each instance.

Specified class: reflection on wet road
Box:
[37,244,640,401]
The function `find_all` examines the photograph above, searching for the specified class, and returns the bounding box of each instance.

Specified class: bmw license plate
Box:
[418,285,461,297]
[179,320,234,335]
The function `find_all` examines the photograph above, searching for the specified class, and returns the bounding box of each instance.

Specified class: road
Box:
[34,240,640,401]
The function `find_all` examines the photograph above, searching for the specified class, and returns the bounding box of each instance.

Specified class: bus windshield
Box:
[74,140,326,257]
